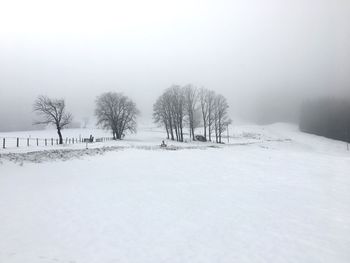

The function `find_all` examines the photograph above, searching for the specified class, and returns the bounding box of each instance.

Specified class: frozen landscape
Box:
[1,123,349,263]
[1,1,350,262]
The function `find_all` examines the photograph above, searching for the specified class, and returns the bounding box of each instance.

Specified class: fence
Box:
[1,136,114,149]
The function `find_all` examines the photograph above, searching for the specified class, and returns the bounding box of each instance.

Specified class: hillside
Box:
[0,124,350,263]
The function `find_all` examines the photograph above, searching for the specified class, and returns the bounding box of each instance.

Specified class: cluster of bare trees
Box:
[33,92,138,144]
[153,85,185,142]
[153,85,231,143]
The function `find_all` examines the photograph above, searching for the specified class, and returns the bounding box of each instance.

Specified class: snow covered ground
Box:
[0,124,349,263]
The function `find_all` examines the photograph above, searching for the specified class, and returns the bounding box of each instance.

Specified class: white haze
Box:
[0,0,349,131]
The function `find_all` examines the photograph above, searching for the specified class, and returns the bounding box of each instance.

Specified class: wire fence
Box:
[0,136,114,149]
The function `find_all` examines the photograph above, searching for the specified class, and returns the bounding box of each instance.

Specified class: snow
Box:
[0,124,350,263]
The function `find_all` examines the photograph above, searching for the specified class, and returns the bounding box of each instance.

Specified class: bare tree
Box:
[153,95,171,139]
[33,95,73,144]
[199,88,209,140]
[167,85,185,142]
[153,85,186,142]
[184,84,198,140]
[206,90,216,141]
[213,94,231,143]
[95,92,139,139]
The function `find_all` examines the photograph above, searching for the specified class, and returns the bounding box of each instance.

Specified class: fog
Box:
[0,0,349,131]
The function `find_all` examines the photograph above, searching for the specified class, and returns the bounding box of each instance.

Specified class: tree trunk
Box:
[179,118,183,142]
[218,124,221,143]
[165,122,169,139]
[168,118,174,140]
[180,126,183,142]
[174,126,178,141]
[115,130,121,140]
[208,124,212,141]
[170,125,174,141]
[57,128,63,144]
[208,113,212,141]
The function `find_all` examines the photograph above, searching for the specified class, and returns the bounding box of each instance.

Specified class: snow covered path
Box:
[0,126,350,263]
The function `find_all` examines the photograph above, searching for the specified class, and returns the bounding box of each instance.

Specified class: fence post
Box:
[17,138,19,147]
[45,139,47,146]
[2,138,5,149]
[72,138,74,144]
[27,138,29,147]
[56,139,58,145]
[66,138,68,144]
[37,138,39,146]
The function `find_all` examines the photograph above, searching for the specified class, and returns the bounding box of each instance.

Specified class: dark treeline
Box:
[153,85,231,143]
[299,98,350,143]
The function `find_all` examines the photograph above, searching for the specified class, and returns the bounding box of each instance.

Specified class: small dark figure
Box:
[195,135,207,142]
[160,140,167,148]
[89,135,94,143]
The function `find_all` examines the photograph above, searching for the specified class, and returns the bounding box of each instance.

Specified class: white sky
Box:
[0,0,349,130]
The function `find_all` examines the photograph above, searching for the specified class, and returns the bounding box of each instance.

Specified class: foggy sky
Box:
[1,0,349,131]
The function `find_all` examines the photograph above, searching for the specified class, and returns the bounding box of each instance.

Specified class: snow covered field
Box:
[0,124,350,263]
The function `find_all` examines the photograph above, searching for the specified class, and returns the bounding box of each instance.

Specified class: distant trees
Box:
[153,85,185,142]
[199,88,216,141]
[184,85,198,140]
[95,92,139,140]
[33,95,73,144]
[299,98,350,142]
[153,95,172,140]
[153,85,231,143]
[31,88,231,145]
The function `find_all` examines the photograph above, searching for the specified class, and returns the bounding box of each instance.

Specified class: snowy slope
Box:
[0,124,350,263]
